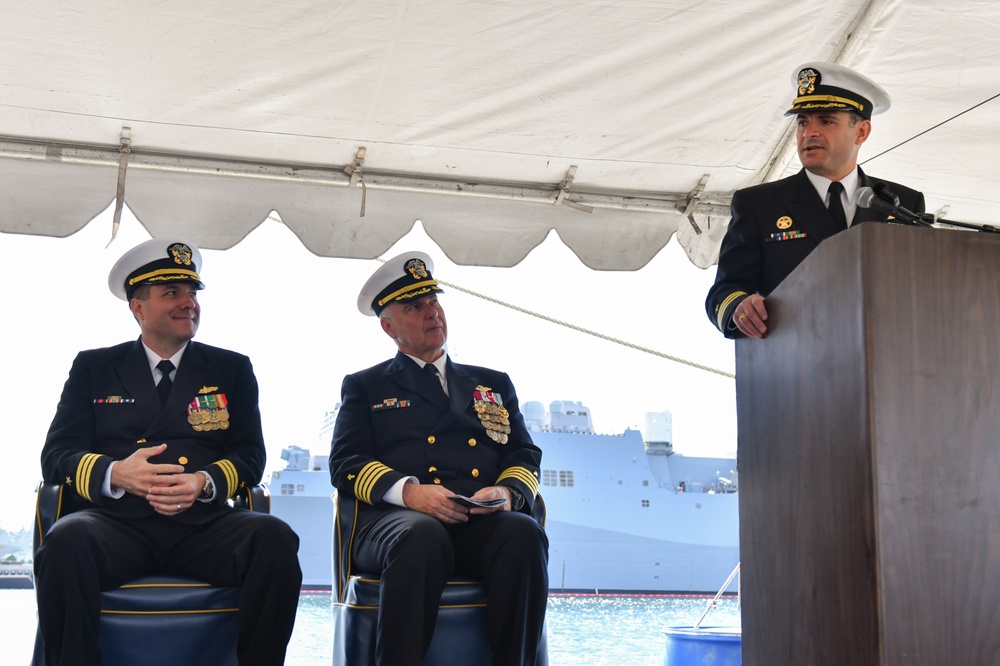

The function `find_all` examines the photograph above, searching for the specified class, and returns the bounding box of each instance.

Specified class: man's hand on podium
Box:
[735,294,768,339]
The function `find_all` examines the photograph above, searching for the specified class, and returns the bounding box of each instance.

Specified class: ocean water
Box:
[2,589,740,665]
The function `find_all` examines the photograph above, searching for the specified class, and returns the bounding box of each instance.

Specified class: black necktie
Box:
[156,360,175,406]
[423,363,446,396]
[828,181,848,231]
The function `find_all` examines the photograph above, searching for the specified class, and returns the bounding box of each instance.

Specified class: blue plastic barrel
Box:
[663,626,741,666]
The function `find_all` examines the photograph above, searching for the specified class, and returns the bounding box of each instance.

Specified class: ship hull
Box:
[537,427,739,594]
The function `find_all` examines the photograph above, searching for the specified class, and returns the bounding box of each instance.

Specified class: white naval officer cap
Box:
[357,251,445,316]
[786,61,891,120]
[108,238,205,301]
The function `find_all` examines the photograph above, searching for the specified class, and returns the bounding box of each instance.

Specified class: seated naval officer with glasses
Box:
[329,251,549,666]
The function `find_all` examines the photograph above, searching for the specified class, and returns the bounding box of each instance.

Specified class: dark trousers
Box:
[353,505,549,666]
[34,508,302,666]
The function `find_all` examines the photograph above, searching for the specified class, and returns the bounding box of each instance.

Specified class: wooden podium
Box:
[736,223,1000,665]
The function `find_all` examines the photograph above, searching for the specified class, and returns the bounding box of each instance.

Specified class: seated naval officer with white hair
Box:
[329,250,549,666]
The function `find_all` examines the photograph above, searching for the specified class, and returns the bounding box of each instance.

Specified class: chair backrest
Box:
[332,489,546,601]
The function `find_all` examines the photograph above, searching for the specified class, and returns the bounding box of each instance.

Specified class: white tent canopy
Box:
[2,0,998,270]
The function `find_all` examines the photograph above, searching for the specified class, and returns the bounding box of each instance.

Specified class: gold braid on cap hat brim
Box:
[128,268,202,286]
[792,94,865,114]
[377,280,440,308]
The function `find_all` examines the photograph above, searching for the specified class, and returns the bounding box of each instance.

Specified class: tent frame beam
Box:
[0,134,733,218]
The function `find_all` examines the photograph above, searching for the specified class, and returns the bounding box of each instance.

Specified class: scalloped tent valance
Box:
[2,1,998,270]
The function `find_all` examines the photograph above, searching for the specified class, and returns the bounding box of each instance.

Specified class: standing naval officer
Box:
[706,61,926,339]
[329,251,548,666]
[34,238,301,665]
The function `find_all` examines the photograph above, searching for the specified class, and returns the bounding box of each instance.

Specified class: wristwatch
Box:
[198,471,214,499]
[508,487,525,511]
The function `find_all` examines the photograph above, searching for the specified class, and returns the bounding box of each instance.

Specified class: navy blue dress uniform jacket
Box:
[41,338,266,523]
[329,352,542,512]
[706,168,925,338]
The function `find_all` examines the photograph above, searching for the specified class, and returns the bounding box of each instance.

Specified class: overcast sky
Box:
[0,206,736,530]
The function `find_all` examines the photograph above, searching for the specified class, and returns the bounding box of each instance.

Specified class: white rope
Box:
[312,251,736,381]
[437,277,735,380]
[693,561,740,629]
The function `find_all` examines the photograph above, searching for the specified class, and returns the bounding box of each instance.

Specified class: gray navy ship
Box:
[267,400,739,594]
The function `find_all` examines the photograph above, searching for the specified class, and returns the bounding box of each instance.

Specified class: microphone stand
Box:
[875,194,998,233]
[862,187,1000,233]
[922,214,1000,234]
[890,213,933,228]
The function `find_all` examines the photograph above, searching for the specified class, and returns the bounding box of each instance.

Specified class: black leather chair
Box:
[331,490,549,666]
[31,481,270,666]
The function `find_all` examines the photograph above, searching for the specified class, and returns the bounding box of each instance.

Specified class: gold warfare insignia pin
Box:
[797,68,818,96]
[199,386,219,394]
[776,216,793,230]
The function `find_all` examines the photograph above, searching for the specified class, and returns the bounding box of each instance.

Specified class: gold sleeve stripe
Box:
[716,291,749,330]
[355,462,393,504]
[497,467,539,496]
[212,460,239,498]
[75,453,103,502]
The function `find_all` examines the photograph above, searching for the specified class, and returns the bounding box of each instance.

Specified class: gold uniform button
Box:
[178,456,188,465]
[429,466,437,473]
[433,478,441,485]
[472,469,480,478]
[427,435,436,444]
[468,438,477,446]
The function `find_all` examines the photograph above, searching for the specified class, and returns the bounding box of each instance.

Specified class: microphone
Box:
[854,186,931,226]
[872,182,900,206]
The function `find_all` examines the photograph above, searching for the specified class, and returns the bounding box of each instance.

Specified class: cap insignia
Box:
[797,68,818,96]
[168,243,194,266]
[405,258,429,280]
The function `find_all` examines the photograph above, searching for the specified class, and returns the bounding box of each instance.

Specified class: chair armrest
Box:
[532,491,546,527]
[333,489,357,601]
[231,483,270,514]
[35,481,270,556]
[34,481,64,555]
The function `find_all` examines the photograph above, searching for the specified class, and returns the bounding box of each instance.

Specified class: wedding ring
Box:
[176,504,181,511]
